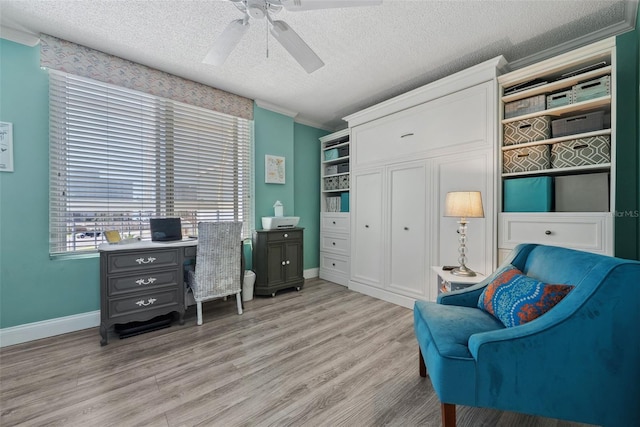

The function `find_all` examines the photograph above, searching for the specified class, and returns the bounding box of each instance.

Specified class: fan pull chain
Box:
[266,20,269,58]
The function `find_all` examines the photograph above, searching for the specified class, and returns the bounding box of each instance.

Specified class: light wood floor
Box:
[1,279,593,427]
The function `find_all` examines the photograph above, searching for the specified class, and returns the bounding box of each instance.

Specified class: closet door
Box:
[351,169,384,288]
[387,161,429,299]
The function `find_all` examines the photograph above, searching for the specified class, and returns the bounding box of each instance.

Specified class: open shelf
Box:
[501,129,612,151]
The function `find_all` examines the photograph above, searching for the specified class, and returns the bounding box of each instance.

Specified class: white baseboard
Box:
[0,311,100,348]
[303,268,319,279]
[348,281,415,309]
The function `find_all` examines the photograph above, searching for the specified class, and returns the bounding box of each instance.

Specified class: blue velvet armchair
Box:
[414,243,640,427]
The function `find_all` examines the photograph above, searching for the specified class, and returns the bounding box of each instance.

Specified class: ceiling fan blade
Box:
[270,20,324,73]
[278,0,382,12]
[203,19,249,66]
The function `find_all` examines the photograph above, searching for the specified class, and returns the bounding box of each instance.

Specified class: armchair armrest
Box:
[437,278,490,307]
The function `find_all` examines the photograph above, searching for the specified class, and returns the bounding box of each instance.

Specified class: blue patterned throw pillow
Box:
[478,267,574,327]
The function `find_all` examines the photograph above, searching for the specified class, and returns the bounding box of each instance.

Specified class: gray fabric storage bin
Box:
[337,162,349,173]
[503,145,551,174]
[325,165,338,175]
[555,173,609,212]
[551,136,610,169]
[503,116,552,145]
[551,111,604,137]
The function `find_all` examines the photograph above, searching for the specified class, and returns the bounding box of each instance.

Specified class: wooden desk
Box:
[98,239,197,345]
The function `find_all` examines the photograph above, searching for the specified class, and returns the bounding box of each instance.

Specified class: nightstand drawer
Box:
[109,288,180,319]
[108,269,181,297]
[320,233,350,256]
[106,249,181,274]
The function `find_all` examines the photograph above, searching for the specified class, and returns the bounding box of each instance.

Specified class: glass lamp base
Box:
[451,266,476,277]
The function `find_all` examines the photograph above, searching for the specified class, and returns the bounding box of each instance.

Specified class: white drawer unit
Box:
[320,253,350,277]
[321,212,350,234]
[320,232,350,256]
[499,213,612,255]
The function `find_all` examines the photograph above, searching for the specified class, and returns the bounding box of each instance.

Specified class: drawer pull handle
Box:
[400,133,414,138]
[404,227,409,231]
[135,298,157,307]
[332,242,336,245]
[545,230,552,235]
[332,221,336,225]
[282,261,286,265]
[135,277,157,286]
[286,260,290,265]
[136,257,156,265]
[284,233,288,238]
[332,263,336,267]
[365,225,369,228]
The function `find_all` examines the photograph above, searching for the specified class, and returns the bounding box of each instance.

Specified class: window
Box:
[49,71,253,256]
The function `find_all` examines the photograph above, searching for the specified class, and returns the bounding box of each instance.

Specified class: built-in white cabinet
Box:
[345,56,506,307]
[497,38,616,262]
[319,129,351,286]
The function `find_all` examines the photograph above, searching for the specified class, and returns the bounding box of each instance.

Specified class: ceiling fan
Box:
[203,0,383,73]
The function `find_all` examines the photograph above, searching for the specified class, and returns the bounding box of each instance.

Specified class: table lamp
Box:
[444,191,484,277]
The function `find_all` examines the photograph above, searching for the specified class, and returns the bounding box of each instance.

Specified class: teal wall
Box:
[0,40,327,329]
[614,7,640,260]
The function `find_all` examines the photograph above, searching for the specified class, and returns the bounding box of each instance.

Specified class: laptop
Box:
[150,218,183,242]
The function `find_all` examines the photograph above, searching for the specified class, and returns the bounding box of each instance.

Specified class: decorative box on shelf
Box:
[503,116,551,145]
[504,94,546,119]
[324,148,339,161]
[546,90,573,109]
[550,136,610,168]
[503,176,553,212]
[551,111,605,137]
[503,145,551,174]
[572,75,611,103]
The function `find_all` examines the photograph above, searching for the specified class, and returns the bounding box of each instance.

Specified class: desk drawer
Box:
[266,230,303,242]
[106,249,181,274]
[109,288,180,319]
[108,269,180,297]
[499,213,610,254]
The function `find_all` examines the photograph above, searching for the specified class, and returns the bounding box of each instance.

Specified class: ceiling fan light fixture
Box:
[203,18,250,65]
[269,20,324,73]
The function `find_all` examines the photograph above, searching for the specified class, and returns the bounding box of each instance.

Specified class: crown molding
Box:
[508,0,638,70]
[255,99,298,118]
[294,115,336,131]
[0,25,40,47]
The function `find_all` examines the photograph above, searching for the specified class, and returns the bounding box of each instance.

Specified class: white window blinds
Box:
[49,71,253,256]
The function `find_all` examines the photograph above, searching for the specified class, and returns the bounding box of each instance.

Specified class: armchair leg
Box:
[441,403,456,427]
[196,301,203,326]
[419,347,427,377]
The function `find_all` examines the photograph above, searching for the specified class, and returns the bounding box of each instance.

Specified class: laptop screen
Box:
[150,218,183,242]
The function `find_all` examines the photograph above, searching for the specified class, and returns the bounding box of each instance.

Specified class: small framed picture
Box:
[265,154,285,184]
[0,122,14,172]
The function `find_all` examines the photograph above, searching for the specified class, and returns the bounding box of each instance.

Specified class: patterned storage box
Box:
[546,90,573,109]
[324,176,339,190]
[503,116,551,145]
[503,145,551,174]
[325,165,338,175]
[504,94,546,119]
[338,174,350,189]
[324,148,339,161]
[550,136,610,169]
[551,111,604,138]
[572,75,611,103]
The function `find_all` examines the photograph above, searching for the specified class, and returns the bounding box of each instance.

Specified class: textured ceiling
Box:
[0,0,637,130]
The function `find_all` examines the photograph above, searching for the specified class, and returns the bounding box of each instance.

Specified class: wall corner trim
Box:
[0,311,100,348]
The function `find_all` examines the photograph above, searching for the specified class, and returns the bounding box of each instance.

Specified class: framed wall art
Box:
[265,154,285,184]
[0,122,13,172]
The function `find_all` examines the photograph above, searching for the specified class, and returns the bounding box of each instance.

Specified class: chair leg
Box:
[196,301,203,326]
[441,403,456,427]
[419,347,427,377]
[235,292,243,315]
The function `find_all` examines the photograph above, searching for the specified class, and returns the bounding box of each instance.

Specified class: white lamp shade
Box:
[444,191,484,218]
